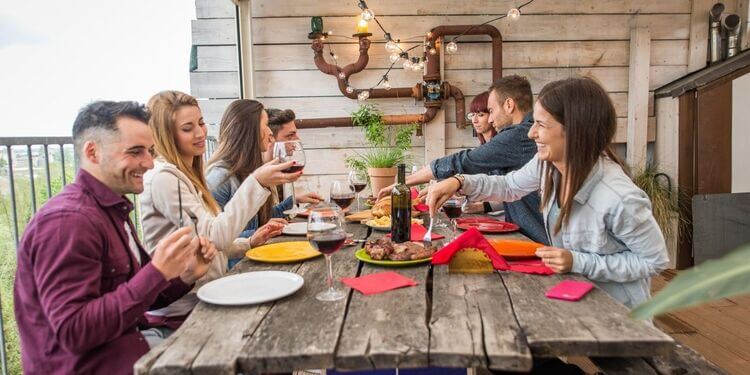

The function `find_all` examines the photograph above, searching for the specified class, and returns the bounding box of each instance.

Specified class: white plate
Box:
[282,222,308,236]
[197,271,304,306]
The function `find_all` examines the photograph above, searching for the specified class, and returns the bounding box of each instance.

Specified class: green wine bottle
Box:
[391,164,411,243]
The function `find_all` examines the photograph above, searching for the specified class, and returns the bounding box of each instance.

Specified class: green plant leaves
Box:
[347,104,416,171]
[630,243,750,319]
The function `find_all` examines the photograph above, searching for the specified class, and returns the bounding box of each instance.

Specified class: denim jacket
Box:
[205,163,292,238]
[462,156,670,308]
[430,112,548,244]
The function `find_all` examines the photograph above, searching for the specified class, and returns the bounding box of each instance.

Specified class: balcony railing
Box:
[0,135,217,375]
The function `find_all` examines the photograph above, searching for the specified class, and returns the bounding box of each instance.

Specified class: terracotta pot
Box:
[367,167,398,197]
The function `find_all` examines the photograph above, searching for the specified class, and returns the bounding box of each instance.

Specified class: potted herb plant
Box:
[345,104,416,195]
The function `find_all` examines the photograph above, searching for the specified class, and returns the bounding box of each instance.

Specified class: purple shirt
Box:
[14,170,192,374]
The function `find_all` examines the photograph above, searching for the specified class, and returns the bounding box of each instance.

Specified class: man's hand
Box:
[425,178,462,218]
[249,219,287,247]
[151,227,200,281]
[180,237,218,284]
[535,246,573,273]
[295,192,323,204]
[377,184,396,200]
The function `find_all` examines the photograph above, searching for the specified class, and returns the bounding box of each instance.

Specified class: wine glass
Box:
[330,180,356,211]
[273,141,306,216]
[429,180,448,228]
[347,171,368,211]
[442,196,466,241]
[307,203,348,302]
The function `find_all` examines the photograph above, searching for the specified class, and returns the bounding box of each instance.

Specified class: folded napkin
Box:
[341,271,418,295]
[432,228,554,275]
[387,223,445,240]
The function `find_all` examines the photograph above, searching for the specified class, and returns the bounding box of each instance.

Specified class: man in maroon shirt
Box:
[14,101,217,374]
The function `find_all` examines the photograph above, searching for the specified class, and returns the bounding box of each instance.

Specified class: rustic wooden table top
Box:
[135,213,673,374]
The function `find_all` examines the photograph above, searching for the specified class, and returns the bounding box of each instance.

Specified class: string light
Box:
[346,86,355,94]
[446,41,458,54]
[429,47,437,55]
[338,71,346,79]
[507,8,521,21]
[383,77,392,90]
[389,53,401,63]
[361,9,375,21]
[385,40,400,53]
[402,59,413,70]
[358,90,370,101]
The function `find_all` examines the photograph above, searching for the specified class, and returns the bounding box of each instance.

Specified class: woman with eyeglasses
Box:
[427,77,669,309]
[139,91,303,322]
[468,91,496,145]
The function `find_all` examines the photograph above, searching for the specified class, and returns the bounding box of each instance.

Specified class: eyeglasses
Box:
[467,112,487,121]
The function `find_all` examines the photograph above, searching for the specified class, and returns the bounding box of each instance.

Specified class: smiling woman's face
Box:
[528,101,566,164]
[173,105,206,158]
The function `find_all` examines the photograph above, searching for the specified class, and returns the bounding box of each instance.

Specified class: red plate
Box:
[456,218,520,233]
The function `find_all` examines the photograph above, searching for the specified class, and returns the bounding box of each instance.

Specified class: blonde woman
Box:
[139,91,302,320]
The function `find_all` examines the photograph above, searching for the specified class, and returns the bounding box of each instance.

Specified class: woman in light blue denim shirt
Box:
[206,100,322,268]
[427,77,669,308]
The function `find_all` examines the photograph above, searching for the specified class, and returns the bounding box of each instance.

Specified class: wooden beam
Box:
[236,0,255,98]
[741,0,750,51]
[627,25,651,170]
[688,0,714,73]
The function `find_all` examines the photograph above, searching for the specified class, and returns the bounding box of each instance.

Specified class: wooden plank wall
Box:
[191,0,697,193]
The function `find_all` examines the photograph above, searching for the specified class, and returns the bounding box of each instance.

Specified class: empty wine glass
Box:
[307,203,347,302]
[330,179,356,211]
[442,196,466,241]
[273,141,306,216]
[347,171,368,211]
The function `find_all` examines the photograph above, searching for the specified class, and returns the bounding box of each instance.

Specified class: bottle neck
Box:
[397,165,406,184]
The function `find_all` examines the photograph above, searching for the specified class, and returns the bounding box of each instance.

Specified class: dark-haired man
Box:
[378,75,547,244]
[14,101,216,374]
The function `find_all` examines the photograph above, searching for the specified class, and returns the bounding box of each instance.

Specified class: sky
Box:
[0,0,195,137]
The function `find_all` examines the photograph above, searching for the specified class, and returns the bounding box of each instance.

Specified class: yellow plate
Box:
[245,241,321,263]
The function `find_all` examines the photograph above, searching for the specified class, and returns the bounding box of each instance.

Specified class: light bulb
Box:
[346,86,355,94]
[328,30,333,35]
[361,8,375,21]
[413,62,424,72]
[385,40,399,53]
[429,47,437,55]
[383,79,392,90]
[338,71,346,79]
[402,59,413,70]
[426,31,433,38]
[389,53,400,63]
[446,41,458,54]
[358,90,370,101]
[507,8,521,21]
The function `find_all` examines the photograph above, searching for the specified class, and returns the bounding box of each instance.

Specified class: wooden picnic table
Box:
[134,213,700,375]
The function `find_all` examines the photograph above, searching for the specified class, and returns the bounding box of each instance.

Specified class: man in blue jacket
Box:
[378,75,547,244]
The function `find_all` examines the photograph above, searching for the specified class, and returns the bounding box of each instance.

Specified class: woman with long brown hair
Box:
[139,91,302,319]
[206,99,321,267]
[427,77,669,308]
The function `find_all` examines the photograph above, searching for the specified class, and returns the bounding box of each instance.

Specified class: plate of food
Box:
[355,237,436,266]
[365,216,424,231]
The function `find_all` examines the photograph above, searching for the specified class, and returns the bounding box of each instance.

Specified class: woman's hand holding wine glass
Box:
[252,159,302,188]
[273,141,306,214]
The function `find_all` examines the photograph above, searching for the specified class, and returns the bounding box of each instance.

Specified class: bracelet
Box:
[450,175,464,191]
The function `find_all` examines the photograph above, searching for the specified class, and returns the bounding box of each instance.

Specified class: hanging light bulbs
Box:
[383,78,392,90]
[402,59,413,70]
[358,90,370,101]
[338,71,346,79]
[446,41,458,54]
[385,40,400,53]
[507,8,521,21]
[429,47,437,55]
[361,8,375,21]
[346,86,355,94]
[389,52,401,63]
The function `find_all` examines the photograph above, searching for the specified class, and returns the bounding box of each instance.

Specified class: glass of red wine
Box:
[348,171,368,212]
[330,179,355,211]
[273,141,306,217]
[307,203,347,302]
[442,196,466,241]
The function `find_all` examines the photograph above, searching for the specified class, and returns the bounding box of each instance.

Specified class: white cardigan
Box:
[139,159,271,316]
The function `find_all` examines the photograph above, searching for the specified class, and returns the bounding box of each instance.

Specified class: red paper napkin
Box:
[432,228,554,275]
[341,271,418,295]
[387,223,445,240]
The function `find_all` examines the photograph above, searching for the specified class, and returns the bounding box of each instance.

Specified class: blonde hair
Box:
[147,90,220,214]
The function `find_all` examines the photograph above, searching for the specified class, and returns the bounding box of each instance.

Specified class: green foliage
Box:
[632,165,689,241]
[346,104,417,175]
[631,243,750,319]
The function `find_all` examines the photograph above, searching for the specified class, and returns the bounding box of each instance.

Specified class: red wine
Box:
[311,234,347,254]
[282,164,305,173]
[443,204,463,219]
[351,183,367,193]
[331,194,354,209]
[391,164,411,243]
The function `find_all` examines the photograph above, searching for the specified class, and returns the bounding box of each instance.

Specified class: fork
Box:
[183,207,208,264]
[423,213,434,247]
